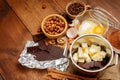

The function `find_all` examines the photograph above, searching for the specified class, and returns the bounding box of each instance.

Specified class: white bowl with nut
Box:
[41,14,68,39]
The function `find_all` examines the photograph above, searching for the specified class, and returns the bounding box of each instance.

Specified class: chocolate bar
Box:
[47,44,65,59]
[32,34,46,42]
[27,46,41,53]
[27,40,65,61]
[38,40,48,51]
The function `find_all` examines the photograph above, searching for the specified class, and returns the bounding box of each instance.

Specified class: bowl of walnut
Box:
[41,14,68,39]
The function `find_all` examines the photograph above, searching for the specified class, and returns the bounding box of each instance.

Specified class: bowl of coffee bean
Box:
[66,1,88,19]
[41,14,68,39]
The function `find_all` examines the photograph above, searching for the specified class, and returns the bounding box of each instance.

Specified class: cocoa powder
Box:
[108,31,120,50]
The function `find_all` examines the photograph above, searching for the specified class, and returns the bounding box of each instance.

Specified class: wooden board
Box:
[6,0,71,35]
[0,0,46,80]
[6,0,120,35]
[0,0,119,80]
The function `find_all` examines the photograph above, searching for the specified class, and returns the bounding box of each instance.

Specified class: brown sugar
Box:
[108,30,120,50]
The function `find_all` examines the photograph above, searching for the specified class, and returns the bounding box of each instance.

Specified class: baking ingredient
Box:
[78,19,104,35]
[72,42,108,63]
[72,40,111,70]
[57,37,67,45]
[27,40,65,61]
[108,30,120,50]
[44,16,65,35]
[66,28,78,38]
[68,2,84,15]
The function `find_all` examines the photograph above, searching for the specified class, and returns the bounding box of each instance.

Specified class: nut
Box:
[44,16,65,35]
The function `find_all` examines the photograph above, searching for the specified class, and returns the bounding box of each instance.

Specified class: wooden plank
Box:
[1,0,120,80]
[0,0,46,80]
[6,0,71,35]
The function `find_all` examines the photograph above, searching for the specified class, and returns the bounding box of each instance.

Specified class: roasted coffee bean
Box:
[68,3,84,15]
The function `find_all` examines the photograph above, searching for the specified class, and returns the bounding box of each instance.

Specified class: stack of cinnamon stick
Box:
[44,68,111,80]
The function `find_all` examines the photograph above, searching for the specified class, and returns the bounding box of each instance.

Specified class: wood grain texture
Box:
[0,1,46,80]
[0,0,119,80]
[6,0,71,35]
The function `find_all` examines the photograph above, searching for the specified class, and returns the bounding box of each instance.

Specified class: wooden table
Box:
[0,0,120,80]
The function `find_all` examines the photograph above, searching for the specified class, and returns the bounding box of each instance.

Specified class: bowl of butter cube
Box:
[70,34,114,73]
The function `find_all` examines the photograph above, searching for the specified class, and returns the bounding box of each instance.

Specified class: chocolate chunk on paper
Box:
[38,40,48,51]
[47,44,65,59]
[34,51,56,61]
[27,46,41,53]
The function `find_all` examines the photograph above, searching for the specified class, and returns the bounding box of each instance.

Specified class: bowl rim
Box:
[41,14,68,37]
[70,34,113,73]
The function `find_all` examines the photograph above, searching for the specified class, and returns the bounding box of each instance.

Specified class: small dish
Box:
[41,14,68,39]
[66,1,89,19]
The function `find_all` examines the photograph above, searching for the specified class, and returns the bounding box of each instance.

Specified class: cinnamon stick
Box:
[43,74,56,80]
[47,68,97,80]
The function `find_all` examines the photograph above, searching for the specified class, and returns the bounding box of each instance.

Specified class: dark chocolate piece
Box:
[34,51,56,61]
[81,61,94,69]
[27,40,65,61]
[27,46,57,61]
[32,34,46,42]
[79,61,105,70]
[27,46,41,53]
[47,44,65,58]
[38,40,48,51]
[94,61,103,68]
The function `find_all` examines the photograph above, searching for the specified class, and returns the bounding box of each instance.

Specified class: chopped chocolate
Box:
[47,44,65,58]
[101,56,110,66]
[27,46,57,61]
[32,34,46,42]
[27,41,65,61]
[80,61,94,69]
[78,61,105,70]
[38,40,48,51]
[34,51,56,61]
[27,46,41,53]
[94,61,103,68]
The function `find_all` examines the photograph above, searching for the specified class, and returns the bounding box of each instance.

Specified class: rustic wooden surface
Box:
[0,0,46,80]
[6,0,71,35]
[0,0,120,80]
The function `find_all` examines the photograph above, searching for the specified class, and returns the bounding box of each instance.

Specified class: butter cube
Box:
[81,42,88,48]
[99,51,106,58]
[91,53,103,61]
[89,44,101,53]
[73,53,78,62]
[78,58,85,62]
[106,48,111,56]
[89,52,96,58]
[77,47,84,58]
[83,53,91,62]
[84,47,89,53]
